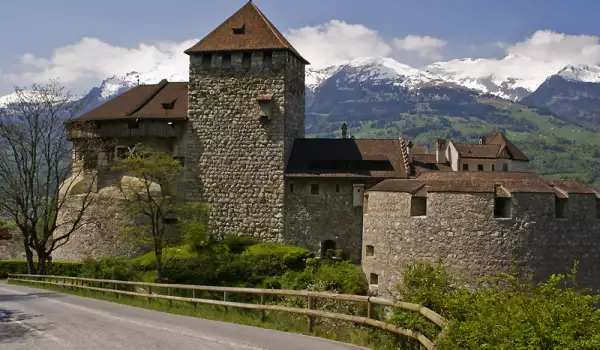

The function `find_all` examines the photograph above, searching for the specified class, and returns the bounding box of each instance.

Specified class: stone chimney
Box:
[407,140,414,164]
[436,138,447,164]
[479,136,487,145]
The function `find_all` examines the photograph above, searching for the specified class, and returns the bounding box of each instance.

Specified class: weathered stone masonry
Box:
[186,51,305,240]
[363,190,600,296]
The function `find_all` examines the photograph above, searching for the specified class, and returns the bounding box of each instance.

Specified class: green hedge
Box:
[0,260,82,279]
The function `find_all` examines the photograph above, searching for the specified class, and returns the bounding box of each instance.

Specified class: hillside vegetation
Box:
[307,98,600,187]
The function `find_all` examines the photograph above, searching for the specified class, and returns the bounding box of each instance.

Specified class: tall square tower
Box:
[184,2,308,240]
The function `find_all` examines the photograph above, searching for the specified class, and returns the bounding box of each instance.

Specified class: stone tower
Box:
[184,2,308,240]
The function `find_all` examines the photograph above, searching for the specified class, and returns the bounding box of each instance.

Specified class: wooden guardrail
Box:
[8,274,448,349]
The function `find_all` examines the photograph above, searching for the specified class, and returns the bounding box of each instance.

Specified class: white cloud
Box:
[3,37,197,94]
[393,35,447,60]
[287,20,392,68]
[430,30,600,91]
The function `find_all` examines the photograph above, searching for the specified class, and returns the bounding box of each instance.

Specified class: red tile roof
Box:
[184,2,309,64]
[486,132,529,162]
[74,80,188,122]
[453,143,501,159]
[368,172,597,195]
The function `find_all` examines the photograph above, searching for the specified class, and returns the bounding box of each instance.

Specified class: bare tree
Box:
[0,82,102,274]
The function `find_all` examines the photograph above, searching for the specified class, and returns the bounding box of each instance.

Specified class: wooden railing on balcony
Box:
[68,121,185,139]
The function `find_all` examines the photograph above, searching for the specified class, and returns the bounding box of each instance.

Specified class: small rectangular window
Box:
[222,53,232,68]
[263,51,273,68]
[310,184,320,195]
[478,164,484,171]
[555,197,567,219]
[492,164,495,171]
[202,54,212,68]
[289,183,294,193]
[336,184,340,193]
[494,198,512,218]
[411,196,427,217]
[242,52,252,69]
[462,164,469,171]
[370,273,379,285]
[366,245,374,257]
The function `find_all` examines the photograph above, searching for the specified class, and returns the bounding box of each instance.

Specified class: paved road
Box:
[0,282,367,350]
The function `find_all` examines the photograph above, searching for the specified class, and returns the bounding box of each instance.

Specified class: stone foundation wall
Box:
[362,191,600,296]
[0,230,29,260]
[284,179,364,260]
[53,193,151,261]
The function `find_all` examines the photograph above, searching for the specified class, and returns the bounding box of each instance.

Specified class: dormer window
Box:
[232,25,246,35]
[162,99,176,110]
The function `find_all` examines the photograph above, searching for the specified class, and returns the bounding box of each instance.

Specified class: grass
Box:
[9,279,406,350]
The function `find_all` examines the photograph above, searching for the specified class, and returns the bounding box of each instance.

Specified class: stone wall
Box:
[284,179,364,260]
[362,191,600,296]
[0,230,28,260]
[185,50,305,240]
[53,193,151,261]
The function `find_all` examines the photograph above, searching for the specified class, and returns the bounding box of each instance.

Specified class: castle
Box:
[50,2,600,295]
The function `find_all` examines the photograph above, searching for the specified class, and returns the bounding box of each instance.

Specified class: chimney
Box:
[407,140,414,164]
[436,138,447,164]
[479,136,486,145]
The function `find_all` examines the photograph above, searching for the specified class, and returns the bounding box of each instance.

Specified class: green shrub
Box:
[282,258,368,295]
[390,261,600,350]
[0,260,82,279]
[221,235,258,254]
[79,257,139,281]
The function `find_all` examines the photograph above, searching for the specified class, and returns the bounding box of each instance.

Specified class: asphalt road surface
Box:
[0,282,367,350]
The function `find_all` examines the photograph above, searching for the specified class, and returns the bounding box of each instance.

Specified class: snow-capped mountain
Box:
[557,64,600,83]
[307,57,447,92]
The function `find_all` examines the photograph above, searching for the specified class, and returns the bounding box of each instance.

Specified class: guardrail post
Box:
[192,290,197,309]
[168,288,172,308]
[260,293,265,322]
[223,291,228,312]
[307,295,315,333]
[148,286,152,304]
[115,283,119,299]
[367,300,373,319]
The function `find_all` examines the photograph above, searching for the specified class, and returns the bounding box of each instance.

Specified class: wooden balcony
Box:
[68,120,186,140]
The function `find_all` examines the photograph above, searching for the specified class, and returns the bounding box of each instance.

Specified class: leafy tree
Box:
[0,82,103,274]
[112,144,209,282]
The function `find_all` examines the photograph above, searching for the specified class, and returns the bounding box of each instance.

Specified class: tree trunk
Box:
[36,251,47,276]
[155,249,164,283]
[23,237,35,274]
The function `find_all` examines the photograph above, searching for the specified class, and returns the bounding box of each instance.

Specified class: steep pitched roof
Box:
[74,80,188,122]
[486,132,529,162]
[286,138,408,179]
[184,2,309,64]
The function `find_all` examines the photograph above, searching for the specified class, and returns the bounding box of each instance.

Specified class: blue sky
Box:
[1,0,600,94]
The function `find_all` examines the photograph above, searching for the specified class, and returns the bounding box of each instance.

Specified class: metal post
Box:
[307,296,315,333]
[260,294,265,322]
